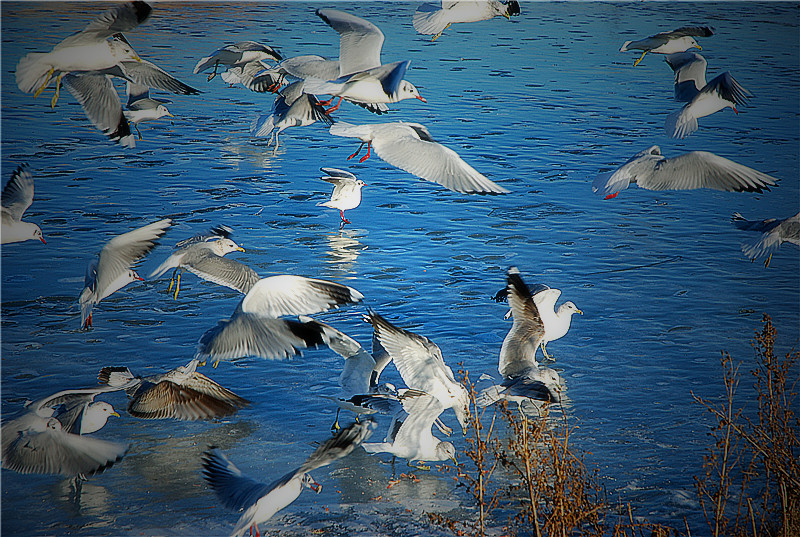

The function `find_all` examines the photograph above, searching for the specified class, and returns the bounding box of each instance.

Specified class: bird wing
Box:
[666,25,715,38]
[499,267,545,377]
[664,52,706,102]
[294,420,375,476]
[638,151,777,192]
[316,9,384,76]
[240,275,363,318]
[119,59,200,96]
[93,219,171,296]
[174,225,233,249]
[201,449,272,512]
[392,392,444,450]
[321,168,357,181]
[61,73,134,147]
[1,165,35,222]
[369,123,509,194]
[182,251,261,294]
[700,72,751,106]
[127,374,249,420]
[60,1,152,47]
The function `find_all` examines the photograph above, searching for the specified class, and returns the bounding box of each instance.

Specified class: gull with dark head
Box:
[413,1,521,41]
[98,358,249,421]
[1,385,129,478]
[202,420,374,537]
[79,218,171,329]
[663,52,751,139]
[620,25,714,66]
[150,225,257,300]
[732,212,800,268]
[330,121,508,195]
[316,168,365,227]
[196,275,363,367]
[592,146,777,200]
[1,165,45,245]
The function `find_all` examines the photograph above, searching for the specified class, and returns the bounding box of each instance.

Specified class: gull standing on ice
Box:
[150,225,258,299]
[97,358,250,420]
[316,168,365,227]
[362,391,457,469]
[330,121,508,195]
[478,267,567,408]
[592,146,777,200]
[619,25,714,66]
[413,1,521,41]
[1,165,45,245]
[202,420,374,537]
[196,275,363,367]
[663,52,752,139]
[732,212,800,267]
[366,310,470,434]
[250,81,333,154]
[79,218,172,329]
[302,9,427,113]
[1,386,129,477]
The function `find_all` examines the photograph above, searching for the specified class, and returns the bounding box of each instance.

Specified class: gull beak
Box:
[576,308,584,315]
[110,411,120,418]
[310,481,322,493]
[134,274,145,282]
[503,12,511,20]
[237,246,245,252]
[39,236,47,244]
[696,44,703,51]
[732,106,739,115]
[133,54,142,63]
[166,112,174,118]
[416,95,427,103]
[450,455,458,465]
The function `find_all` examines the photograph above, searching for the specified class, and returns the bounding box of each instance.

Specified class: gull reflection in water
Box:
[53,479,114,528]
[324,228,368,275]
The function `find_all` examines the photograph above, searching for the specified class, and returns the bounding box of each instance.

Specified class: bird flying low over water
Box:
[620,25,714,66]
[79,218,172,329]
[202,420,374,537]
[316,168,365,227]
[413,1,521,41]
[592,146,777,199]
[194,41,282,83]
[1,165,45,245]
[329,121,509,195]
[663,52,751,139]
[732,212,800,268]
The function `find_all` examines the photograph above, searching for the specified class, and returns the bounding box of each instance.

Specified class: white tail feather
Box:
[16,53,52,94]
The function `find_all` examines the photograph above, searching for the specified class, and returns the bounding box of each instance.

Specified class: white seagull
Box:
[79,218,172,329]
[250,81,334,154]
[620,25,714,66]
[202,420,374,537]
[150,225,257,299]
[1,386,129,477]
[196,275,363,367]
[413,1,521,41]
[663,52,752,139]
[329,121,508,195]
[592,146,778,200]
[97,358,250,420]
[732,212,800,267]
[316,168,366,227]
[1,165,45,245]
[362,391,457,469]
[302,9,426,113]
[365,310,470,434]
[194,41,282,82]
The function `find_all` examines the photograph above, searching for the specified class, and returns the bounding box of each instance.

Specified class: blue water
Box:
[2,2,798,535]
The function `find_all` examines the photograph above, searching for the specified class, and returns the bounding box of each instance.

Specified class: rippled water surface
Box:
[2,2,798,535]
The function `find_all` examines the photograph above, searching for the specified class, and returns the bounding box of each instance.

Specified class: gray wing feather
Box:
[2,165,35,222]
[640,152,777,192]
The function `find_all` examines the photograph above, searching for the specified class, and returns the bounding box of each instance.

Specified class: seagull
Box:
[365,310,470,434]
[493,276,582,362]
[15,1,152,108]
[196,275,364,367]
[220,60,283,93]
[592,146,778,200]
[194,41,282,82]
[478,268,568,408]
[302,9,426,114]
[413,1,521,41]
[663,53,752,139]
[316,168,365,227]
[1,386,129,477]
[329,121,509,195]
[123,79,173,140]
[149,225,257,299]
[97,358,250,420]
[79,218,171,329]
[1,165,45,245]
[732,212,800,267]
[250,81,334,155]
[362,391,457,470]
[202,420,374,537]
[620,25,714,66]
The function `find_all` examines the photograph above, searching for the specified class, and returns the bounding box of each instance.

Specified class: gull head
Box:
[128,269,145,283]
[677,36,701,52]
[398,81,426,103]
[110,39,141,63]
[155,104,173,119]
[302,473,322,493]
[437,441,457,464]
[559,301,583,317]
[212,238,245,255]
[81,401,120,434]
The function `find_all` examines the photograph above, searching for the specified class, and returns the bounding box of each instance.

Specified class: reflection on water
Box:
[323,228,368,276]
